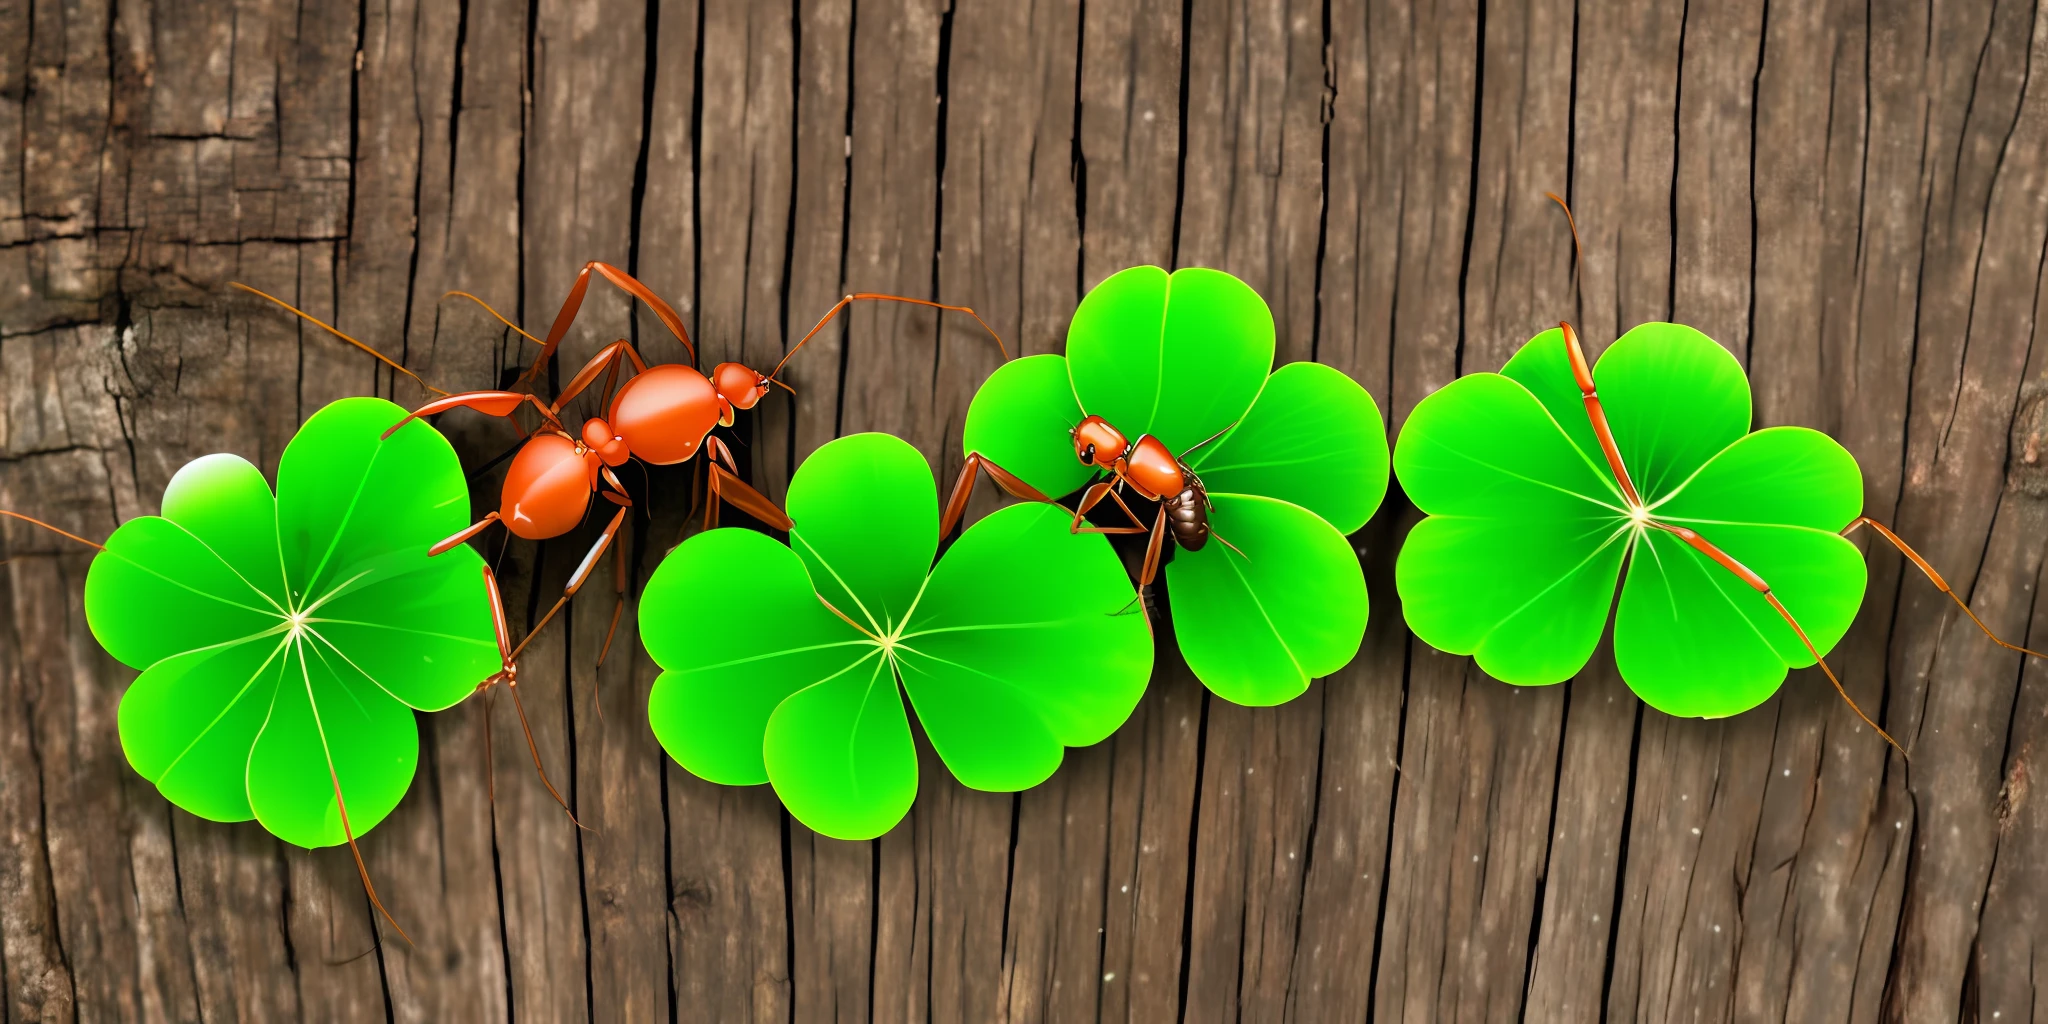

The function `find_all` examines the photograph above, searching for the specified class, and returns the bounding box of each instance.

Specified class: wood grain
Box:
[4,0,2046,1020]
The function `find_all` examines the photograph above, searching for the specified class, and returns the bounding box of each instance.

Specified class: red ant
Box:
[941,417,1245,596]
[383,261,1007,672]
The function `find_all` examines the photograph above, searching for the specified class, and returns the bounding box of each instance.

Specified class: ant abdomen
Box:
[1164,477,1210,552]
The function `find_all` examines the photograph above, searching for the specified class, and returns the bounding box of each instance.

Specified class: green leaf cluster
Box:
[1394,324,1867,718]
[88,398,501,847]
[640,432,1153,840]
[961,266,1390,705]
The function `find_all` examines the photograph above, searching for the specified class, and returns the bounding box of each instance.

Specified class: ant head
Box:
[1071,415,1127,469]
[712,362,772,411]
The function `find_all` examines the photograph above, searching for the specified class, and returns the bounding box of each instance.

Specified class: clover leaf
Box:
[641,432,1152,840]
[1393,323,1868,718]
[87,397,500,848]
[959,266,1386,706]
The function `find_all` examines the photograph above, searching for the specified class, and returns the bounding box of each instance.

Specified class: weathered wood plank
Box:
[1095,658,1204,1022]
[776,1,874,1017]
[1724,3,1894,1023]
[1599,3,1777,1021]
[1073,2,1202,1021]
[643,0,800,1018]
[8,0,2048,1020]
[1888,4,2048,1018]
[924,1,1097,1018]
[1076,0,1183,290]
[1170,0,1336,1015]
[492,0,660,1018]
[1758,1,1923,1020]
[1973,368,2048,1022]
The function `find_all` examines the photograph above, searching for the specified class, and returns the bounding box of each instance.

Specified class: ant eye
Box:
[1080,444,1096,462]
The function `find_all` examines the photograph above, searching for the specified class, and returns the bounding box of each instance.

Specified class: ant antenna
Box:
[443,291,545,347]
[1180,420,1241,460]
[1545,192,1585,308]
[231,283,451,398]
[0,511,105,551]
[765,293,1011,386]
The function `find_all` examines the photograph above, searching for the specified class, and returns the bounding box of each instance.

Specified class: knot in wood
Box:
[2011,380,2048,498]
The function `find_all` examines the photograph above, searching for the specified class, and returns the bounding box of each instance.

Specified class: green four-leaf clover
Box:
[87,397,500,847]
[641,432,1153,840]
[1393,323,1867,718]
[959,266,1388,706]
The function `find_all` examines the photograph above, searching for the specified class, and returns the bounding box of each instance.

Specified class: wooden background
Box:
[5,0,2048,1019]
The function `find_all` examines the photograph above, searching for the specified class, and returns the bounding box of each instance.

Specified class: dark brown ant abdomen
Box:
[1163,471,1210,552]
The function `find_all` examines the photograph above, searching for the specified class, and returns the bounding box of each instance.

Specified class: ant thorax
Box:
[1122,435,1186,501]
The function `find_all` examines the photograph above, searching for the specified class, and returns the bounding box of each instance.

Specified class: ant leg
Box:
[1843,516,2047,660]
[1206,525,1249,561]
[1138,508,1171,587]
[702,437,741,532]
[550,340,654,415]
[320,746,413,945]
[484,563,515,670]
[383,391,566,439]
[479,564,584,826]
[527,263,696,384]
[706,463,795,532]
[1557,322,1646,508]
[1106,509,1173,626]
[704,463,721,533]
[940,453,1059,537]
[1072,480,1150,534]
[593,468,634,679]
[701,437,792,531]
[477,567,509,808]
[940,460,980,536]
[599,353,623,411]
[506,506,633,666]
[1651,522,1906,757]
[1544,192,1587,304]
[708,435,744,476]
[1066,480,1150,538]
[431,512,503,557]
